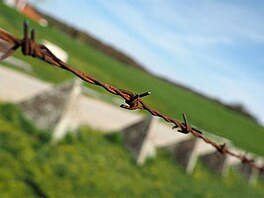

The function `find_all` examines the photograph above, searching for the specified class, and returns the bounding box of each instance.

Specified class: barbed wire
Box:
[0,21,263,172]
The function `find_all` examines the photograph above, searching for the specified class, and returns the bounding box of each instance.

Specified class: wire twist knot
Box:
[120,91,151,110]
[217,143,227,154]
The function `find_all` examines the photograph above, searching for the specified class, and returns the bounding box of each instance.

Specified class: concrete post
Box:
[122,116,156,165]
[173,138,197,170]
[200,151,227,174]
[19,79,82,140]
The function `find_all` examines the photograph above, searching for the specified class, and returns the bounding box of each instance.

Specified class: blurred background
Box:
[0,0,264,197]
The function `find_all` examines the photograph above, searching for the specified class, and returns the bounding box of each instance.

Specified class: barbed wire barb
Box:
[0,21,263,172]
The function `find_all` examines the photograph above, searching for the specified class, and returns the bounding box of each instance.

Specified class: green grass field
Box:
[0,2,264,158]
[0,103,264,197]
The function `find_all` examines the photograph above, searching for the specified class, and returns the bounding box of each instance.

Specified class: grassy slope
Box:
[0,3,264,156]
[0,103,264,197]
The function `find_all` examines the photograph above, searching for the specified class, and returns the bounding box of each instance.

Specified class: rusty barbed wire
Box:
[0,22,263,173]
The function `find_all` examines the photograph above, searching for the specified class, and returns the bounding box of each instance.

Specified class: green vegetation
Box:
[0,1,263,159]
[0,103,264,197]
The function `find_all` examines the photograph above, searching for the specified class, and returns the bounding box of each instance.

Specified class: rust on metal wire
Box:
[0,22,263,172]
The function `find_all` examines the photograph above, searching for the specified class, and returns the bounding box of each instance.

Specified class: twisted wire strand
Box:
[0,22,263,172]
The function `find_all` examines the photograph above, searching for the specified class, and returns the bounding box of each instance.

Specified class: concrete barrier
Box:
[19,79,81,140]
[122,116,156,165]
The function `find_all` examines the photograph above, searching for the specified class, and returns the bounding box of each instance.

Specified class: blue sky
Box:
[29,0,264,125]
